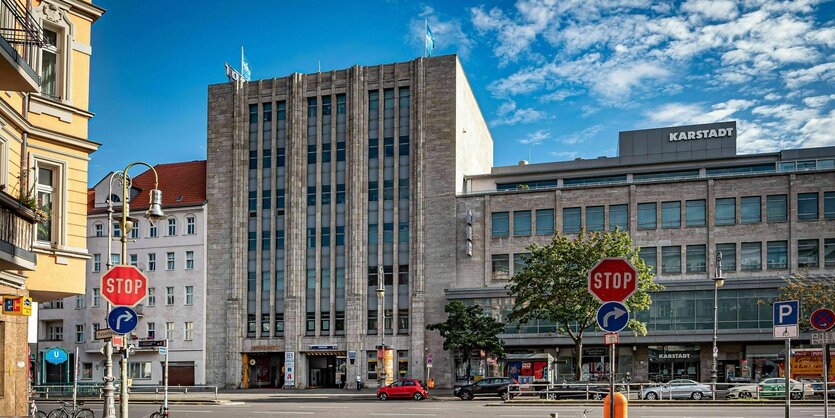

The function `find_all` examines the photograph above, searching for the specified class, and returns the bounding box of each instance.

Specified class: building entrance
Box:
[306,351,346,388]
[648,346,700,382]
[243,352,283,388]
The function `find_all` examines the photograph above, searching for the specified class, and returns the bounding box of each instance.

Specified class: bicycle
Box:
[149,403,169,418]
[581,409,593,418]
[29,397,46,418]
[46,400,95,418]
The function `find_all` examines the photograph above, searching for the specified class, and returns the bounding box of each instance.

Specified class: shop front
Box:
[502,353,555,384]
[648,346,700,382]
[242,351,284,388]
[743,345,782,382]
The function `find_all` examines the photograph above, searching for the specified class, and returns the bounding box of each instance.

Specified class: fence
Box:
[32,384,219,400]
[504,381,823,401]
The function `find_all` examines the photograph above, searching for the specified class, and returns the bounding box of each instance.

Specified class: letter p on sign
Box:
[773,300,799,327]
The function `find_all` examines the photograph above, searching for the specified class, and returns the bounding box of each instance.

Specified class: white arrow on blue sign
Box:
[596,301,630,333]
[107,306,138,334]
[773,300,800,326]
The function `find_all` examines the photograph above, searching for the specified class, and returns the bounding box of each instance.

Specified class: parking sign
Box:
[773,300,799,326]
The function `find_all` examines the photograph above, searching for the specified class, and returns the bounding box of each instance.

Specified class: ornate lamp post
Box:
[711,251,726,401]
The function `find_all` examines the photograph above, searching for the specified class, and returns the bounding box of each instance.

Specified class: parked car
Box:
[377,379,429,401]
[726,378,814,400]
[541,382,611,400]
[454,377,517,400]
[811,382,835,399]
[640,379,713,400]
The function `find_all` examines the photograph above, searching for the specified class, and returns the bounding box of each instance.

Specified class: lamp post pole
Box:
[377,265,385,389]
[711,251,725,401]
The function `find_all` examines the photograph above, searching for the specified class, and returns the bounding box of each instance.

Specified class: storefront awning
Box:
[303,351,346,356]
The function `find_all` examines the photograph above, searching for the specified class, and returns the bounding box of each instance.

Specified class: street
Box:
[36,400,835,418]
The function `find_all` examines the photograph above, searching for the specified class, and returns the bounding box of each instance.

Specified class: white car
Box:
[727,378,814,400]
[640,379,713,400]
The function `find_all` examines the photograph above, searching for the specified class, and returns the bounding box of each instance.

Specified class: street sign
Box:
[812,332,835,345]
[774,325,799,339]
[2,296,32,316]
[107,306,138,334]
[95,329,115,340]
[44,347,68,365]
[596,301,630,333]
[427,353,433,368]
[604,333,619,345]
[773,300,800,326]
[138,340,167,348]
[112,336,124,348]
[588,258,638,303]
[811,308,835,331]
[101,265,148,307]
[159,347,167,354]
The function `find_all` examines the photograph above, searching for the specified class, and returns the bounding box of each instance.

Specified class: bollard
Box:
[604,392,628,418]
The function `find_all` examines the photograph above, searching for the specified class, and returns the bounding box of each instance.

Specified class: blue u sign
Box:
[45,347,68,365]
[773,300,799,326]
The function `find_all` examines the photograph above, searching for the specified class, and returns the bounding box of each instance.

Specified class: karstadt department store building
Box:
[205,54,834,388]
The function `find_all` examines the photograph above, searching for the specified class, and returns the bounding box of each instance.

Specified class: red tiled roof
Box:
[88,161,206,214]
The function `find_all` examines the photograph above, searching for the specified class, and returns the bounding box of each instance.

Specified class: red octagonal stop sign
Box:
[588,258,638,303]
[101,265,148,307]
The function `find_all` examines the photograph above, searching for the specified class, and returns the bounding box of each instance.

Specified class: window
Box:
[147,287,155,306]
[184,322,194,341]
[47,324,62,341]
[187,216,196,234]
[492,254,510,281]
[92,288,100,308]
[129,362,152,380]
[513,253,529,275]
[609,204,628,231]
[129,254,138,266]
[185,286,193,305]
[148,253,156,271]
[686,245,706,273]
[563,207,581,233]
[715,198,736,225]
[716,243,736,272]
[147,322,156,339]
[93,254,101,272]
[166,287,174,305]
[75,324,84,343]
[185,251,194,270]
[112,222,121,238]
[492,212,509,237]
[798,192,818,220]
[367,351,378,380]
[130,221,140,239]
[41,28,59,99]
[94,223,103,237]
[36,166,57,242]
[825,239,835,267]
[825,192,835,219]
[513,211,531,236]
[767,241,788,270]
[307,312,315,333]
[167,218,177,235]
[661,246,681,274]
[149,223,157,238]
[81,363,92,380]
[398,310,409,332]
[741,242,762,271]
[166,322,174,340]
[110,253,121,266]
[639,247,657,273]
[767,195,787,222]
[740,196,761,223]
[798,239,819,268]
[637,203,657,229]
[685,200,706,226]
[75,295,85,309]
[661,201,681,228]
[166,252,175,270]
[586,206,604,231]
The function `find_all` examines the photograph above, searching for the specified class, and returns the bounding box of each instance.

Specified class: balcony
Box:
[0,188,36,272]
[0,0,43,92]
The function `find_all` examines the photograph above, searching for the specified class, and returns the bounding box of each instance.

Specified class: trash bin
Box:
[604,392,627,418]
[428,378,435,389]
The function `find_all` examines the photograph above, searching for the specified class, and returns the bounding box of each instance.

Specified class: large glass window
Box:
[662,246,681,274]
[798,193,819,220]
[740,196,761,223]
[798,239,819,268]
[492,212,509,237]
[640,247,657,273]
[766,195,787,222]
[513,211,531,236]
[715,198,736,225]
[825,192,835,219]
[637,203,656,229]
[741,242,761,271]
[535,209,554,235]
[492,254,510,281]
[586,206,604,231]
[563,207,581,233]
[609,204,628,231]
[825,239,835,267]
[661,201,681,228]
[767,241,788,270]
[513,253,529,276]
[686,245,706,273]
[716,243,736,272]
[685,200,705,227]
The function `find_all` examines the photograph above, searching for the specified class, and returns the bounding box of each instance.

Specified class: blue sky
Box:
[89,0,835,184]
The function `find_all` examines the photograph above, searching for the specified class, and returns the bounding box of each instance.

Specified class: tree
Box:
[427,301,506,382]
[507,229,663,381]
[777,273,835,331]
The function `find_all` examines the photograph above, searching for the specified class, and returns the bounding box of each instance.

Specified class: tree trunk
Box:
[575,338,583,381]
[464,353,471,383]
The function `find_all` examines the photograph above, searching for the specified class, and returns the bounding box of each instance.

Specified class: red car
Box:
[377,379,429,401]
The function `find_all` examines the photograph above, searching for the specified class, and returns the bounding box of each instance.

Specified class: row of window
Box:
[491,192,835,237]
[74,286,195,309]
[80,361,158,381]
[92,251,195,272]
[70,322,193,344]
[93,216,197,239]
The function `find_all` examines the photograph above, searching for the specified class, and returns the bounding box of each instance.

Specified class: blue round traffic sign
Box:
[596,301,630,333]
[811,308,835,331]
[107,306,138,334]
[44,347,68,365]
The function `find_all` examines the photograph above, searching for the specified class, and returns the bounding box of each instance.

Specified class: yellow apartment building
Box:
[0,0,103,414]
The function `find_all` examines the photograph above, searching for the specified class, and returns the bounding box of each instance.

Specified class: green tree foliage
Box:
[427,301,506,381]
[777,273,835,331]
[507,229,662,381]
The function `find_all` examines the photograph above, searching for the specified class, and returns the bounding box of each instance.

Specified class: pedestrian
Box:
[356,375,362,391]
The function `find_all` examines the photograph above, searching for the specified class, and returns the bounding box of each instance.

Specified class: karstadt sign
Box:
[669,127,734,142]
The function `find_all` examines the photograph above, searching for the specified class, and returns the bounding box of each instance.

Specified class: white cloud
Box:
[556,124,604,145]
[490,100,548,127]
[408,6,474,58]
[803,94,835,108]
[784,62,835,88]
[471,0,559,65]
[594,62,670,99]
[681,0,739,21]
[519,129,551,144]
[551,150,580,160]
[800,109,835,148]
[645,99,756,126]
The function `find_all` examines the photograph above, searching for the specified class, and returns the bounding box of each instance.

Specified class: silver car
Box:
[640,379,713,400]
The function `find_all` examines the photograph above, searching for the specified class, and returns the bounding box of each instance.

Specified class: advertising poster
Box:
[385,349,395,385]
[284,352,295,388]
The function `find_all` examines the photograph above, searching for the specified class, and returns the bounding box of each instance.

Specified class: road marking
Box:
[171,410,212,413]
[370,414,436,417]
[251,412,315,415]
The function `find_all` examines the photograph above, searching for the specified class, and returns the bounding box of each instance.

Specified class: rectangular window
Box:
[112,222,121,238]
[741,242,762,271]
[492,254,510,281]
[185,286,193,305]
[492,212,509,237]
[586,206,604,231]
[147,322,156,339]
[47,325,62,341]
[686,245,706,273]
[75,324,84,343]
[767,195,788,222]
[716,243,736,272]
[110,253,121,266]
[798,192,819,220]
[184,322,194,341]
[166,322,174,340]
[149,223,157,238]
[637,203,657,229]
[93,254,101,272]
[609,204,628,231]
[563,207,581,233]
[129,254,138,266]
[367,351,378,380]
[685,200,706,226]
[130,221,140,239]
[75,295,85,309]
[187,216,196,234]
[661,246,681,274]
[513,211,531,236]
[185,251,194,270]
[798,239,819,268]
[661,201,681,228]
[36,166,56,242]
[639,247,657,273]
[92,288,100,307]
[148,253,156,271]
[129,362,152,380]
[825,192,835,219]
[81,363,93,380]
[767,241,788,270]
[166,252,175,270]
[166,287,174,305]
[95,223,103,237]
[167,218,177,236]
[147,287,155,306]
[740,196,762,223]
[536,209,554,235]
[398,309,409,332]
[825,239,835,267]
[513,253,529,276]
[41,28,58,98]
[715,198,736,225]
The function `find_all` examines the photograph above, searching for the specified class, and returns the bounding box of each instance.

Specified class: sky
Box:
[88,0,835,184]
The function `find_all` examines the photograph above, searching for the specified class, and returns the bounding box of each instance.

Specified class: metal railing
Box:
[0,0,43,83]
[504,381,821,401]
[0,189,36,257]
[32,384,220,400]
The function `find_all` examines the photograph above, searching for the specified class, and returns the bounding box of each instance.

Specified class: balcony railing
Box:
[0,189,37,271]
[0,0,43,89]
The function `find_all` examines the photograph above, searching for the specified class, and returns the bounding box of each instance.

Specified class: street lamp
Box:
[711,251,725,401]
[376,265,385,389]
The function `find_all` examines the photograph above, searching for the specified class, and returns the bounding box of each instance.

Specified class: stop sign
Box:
[588,258,638,302]
[101,265,148,307]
